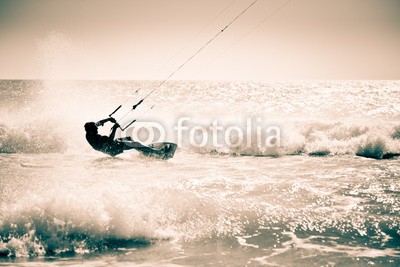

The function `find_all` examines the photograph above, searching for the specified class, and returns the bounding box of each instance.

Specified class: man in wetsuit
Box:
[84,117,151,156]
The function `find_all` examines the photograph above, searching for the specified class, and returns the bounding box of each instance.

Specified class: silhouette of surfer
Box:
[84,117,151,156]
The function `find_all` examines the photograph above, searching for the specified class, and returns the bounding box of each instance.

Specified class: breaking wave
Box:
[1,120,399,160]
[0,122,66,154]
[182,122,400,159]
[1,80,399,160]
[1,168,399,259]
[0,178,227,257]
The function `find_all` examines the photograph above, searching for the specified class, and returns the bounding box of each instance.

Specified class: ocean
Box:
[0,80,399,266]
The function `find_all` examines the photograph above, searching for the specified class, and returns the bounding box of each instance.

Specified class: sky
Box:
[0,0,399,80]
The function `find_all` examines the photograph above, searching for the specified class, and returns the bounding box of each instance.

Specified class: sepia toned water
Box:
[1,80,399,266]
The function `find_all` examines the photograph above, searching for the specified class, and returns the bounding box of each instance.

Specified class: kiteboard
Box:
[134,142,177,160]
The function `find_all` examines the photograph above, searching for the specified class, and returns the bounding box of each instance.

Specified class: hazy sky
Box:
[0,0,399,80]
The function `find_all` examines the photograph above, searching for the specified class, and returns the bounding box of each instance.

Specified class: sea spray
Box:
[0,122,66,154]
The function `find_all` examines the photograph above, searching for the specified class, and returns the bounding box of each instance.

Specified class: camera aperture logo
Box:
[120,117,281,149]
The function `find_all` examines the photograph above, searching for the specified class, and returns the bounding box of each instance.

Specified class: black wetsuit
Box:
[85,133,125,156]
[85,118,155,157]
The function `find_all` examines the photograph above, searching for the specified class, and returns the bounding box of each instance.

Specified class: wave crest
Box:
[0,123,66,154]
[182,122,400,159]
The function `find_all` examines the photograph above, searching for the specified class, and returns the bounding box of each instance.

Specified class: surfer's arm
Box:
[95,117,117,127]
[109,123,120,140]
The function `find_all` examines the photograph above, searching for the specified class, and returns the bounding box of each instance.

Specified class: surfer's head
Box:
[84,122,98,134]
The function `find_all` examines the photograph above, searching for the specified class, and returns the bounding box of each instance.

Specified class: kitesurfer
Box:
[84,117,151,156]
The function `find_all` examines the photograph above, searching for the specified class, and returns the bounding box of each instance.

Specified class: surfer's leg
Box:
[115,137,132,142]
[121,140,155,154]
[120,141,136,151]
